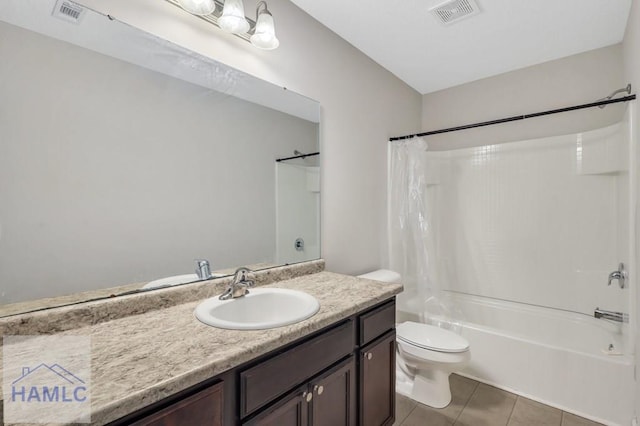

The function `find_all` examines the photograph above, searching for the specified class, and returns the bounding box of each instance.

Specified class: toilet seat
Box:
[397,321,469,353]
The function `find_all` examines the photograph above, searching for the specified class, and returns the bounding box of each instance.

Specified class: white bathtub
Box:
[421,292,635,426]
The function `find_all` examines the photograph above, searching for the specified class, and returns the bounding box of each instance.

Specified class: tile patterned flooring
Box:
[394,375,604,426]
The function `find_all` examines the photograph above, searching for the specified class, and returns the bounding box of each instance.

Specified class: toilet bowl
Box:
[396,321,470,408]
[357,269,471,409]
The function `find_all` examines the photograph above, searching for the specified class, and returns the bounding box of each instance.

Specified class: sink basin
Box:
[142,273,225,289]
[194,288,320,330]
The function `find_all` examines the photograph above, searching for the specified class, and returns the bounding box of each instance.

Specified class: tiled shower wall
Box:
[426,120,631,316]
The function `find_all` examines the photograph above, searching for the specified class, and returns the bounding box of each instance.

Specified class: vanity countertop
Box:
[2,271,402,425]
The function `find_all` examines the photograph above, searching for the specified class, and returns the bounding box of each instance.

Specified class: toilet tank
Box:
[357,269,402,283]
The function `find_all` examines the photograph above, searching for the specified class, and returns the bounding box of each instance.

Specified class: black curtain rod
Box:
[275,152,320,162]
[389,94,636,141]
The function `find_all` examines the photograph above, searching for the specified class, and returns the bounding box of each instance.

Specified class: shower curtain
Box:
[388,137,461,327]
[388,137,435,309]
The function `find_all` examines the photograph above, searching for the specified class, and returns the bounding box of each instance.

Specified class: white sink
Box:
[142,273,225,289]
[194,288,320,330]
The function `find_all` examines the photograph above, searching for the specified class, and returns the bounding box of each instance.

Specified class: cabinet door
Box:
[131,381,223,426]
[360,331,395,426]
[310,356,356,426]
[243,387,309,426]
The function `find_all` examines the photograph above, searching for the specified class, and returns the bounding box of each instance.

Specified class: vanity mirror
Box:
[0,0,321,316]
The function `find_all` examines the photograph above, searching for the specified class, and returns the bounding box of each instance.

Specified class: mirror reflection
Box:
[0,0,321,316]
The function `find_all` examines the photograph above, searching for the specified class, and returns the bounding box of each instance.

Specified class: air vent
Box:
[429,0,480,25]
[52,0,85,24]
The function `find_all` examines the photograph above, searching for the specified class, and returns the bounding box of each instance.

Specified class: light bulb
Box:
[219,0,250,34]
[250,4,279,50]
[178,0,215,16]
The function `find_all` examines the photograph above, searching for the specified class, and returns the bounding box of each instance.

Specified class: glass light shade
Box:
[250,11,279,50]
[219,0,250,34]
[178,0,215,15]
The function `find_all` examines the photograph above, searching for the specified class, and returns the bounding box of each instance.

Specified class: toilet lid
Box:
[397,321,469,353]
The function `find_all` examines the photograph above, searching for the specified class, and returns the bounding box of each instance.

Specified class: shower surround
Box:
[389,105,636,425]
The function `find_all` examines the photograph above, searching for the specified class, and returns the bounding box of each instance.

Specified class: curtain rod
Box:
[275,152,320,162]
[389,94,636,142]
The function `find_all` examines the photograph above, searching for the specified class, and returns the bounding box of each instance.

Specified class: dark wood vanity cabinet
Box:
[112,298,395,426]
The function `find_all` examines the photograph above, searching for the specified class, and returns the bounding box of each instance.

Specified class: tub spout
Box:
[594,307,628,323]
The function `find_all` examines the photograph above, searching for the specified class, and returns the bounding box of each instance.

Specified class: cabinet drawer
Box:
[241,320,355,418]
[359,300,395,345]
[130,381,223,426]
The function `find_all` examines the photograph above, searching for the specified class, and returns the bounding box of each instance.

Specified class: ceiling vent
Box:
[429,0,480,25]
[52,0,85,24]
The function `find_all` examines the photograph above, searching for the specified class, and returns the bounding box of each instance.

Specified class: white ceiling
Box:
[289,0,632,94]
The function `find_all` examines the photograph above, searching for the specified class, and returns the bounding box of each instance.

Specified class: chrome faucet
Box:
[607,263,626,289]
[196,259,213,280]
[594,307,629,323]
[219,267,254,300]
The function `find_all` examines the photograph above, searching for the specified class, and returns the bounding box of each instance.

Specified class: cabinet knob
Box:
[366,352,373,360]
[314,385,324,395]
[303,391,313,402]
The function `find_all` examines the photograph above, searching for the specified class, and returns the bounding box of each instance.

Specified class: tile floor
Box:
[394,375,604,426]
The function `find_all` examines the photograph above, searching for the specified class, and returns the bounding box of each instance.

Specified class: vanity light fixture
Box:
[169,0,279,50]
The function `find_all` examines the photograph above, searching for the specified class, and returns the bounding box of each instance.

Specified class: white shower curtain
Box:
[389,137,435,308]
[388,137,456,325]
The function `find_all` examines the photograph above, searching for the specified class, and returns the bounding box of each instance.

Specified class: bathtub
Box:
[418,291,635,426]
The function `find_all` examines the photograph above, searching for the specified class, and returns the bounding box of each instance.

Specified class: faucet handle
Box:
[607,263,626,289]
[607,271,620,286]
[232,267,253,284]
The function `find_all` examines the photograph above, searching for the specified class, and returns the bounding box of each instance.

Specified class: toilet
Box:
[357,269,471,408]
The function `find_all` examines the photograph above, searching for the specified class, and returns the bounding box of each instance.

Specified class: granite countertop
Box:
[2,271,402,425]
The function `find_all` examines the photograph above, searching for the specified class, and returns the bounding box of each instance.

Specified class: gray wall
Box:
[421,44,625,150]
[75,0,423,277]
[0,22,318,303]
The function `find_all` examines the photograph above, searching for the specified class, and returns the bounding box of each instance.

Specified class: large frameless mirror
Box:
[0,0,321,316]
